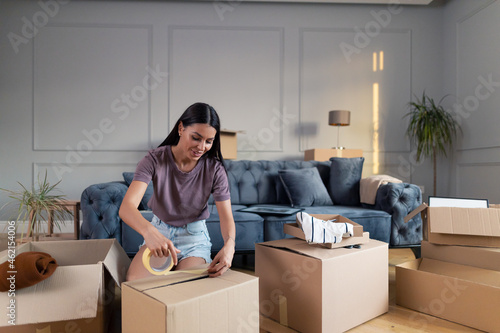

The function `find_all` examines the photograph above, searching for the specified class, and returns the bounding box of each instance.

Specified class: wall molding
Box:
[298,27,413,155]
[455,161,500,198]
[33,23,153,152]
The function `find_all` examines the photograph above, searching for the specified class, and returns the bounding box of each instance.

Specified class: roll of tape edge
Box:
[142,248,174,275]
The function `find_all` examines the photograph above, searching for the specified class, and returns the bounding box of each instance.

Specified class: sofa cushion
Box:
[278,168,333,207]
[122,172,153,210]
[206,204,264,252]
[223,160,331,205]
[328,157,364,206]
[121,210,154,256]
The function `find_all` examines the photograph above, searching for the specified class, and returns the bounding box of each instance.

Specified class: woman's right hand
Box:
[143,225,181,265]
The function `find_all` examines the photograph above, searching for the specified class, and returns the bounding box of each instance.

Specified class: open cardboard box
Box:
[0,239,130,333]
[122,266,259,333]
[284,214,368,249]
[404,203,500,247]
[256,238,388,333]
[396,257,500,332]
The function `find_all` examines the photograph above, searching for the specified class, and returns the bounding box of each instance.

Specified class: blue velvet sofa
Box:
[80,159,423,257]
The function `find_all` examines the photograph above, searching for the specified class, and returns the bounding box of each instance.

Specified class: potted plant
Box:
[0,171,72,242]
[404,91,462,196]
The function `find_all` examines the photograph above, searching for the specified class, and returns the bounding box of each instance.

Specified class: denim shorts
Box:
[141,215,212,264]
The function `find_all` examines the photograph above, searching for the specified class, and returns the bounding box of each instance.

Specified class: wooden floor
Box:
[255,248,481,333]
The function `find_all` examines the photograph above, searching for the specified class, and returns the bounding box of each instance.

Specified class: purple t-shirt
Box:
[133,145,230,227]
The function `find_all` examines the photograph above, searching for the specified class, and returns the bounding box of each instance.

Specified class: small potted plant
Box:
[1,171,72,242]
[404,91,462,196]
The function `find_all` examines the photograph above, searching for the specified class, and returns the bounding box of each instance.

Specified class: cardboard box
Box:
[122,268,259,333]
[421,240,500,272]
[284,214,369,249]
[220,130,239,160]
[304,148,363,161]
[0,239,130,332]
[396,258,500,333]
[256,238,388,333]
[405,203,500,247]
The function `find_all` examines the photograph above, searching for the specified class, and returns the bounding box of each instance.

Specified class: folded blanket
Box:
[360,174,403,205]
[0,251,58,292]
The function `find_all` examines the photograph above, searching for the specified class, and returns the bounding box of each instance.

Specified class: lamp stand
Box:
[332,126,345,150]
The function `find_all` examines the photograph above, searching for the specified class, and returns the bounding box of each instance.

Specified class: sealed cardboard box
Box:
[284,214,369,249]
[122,268,259,333]
[396,258,500,333]
[220,130,239,160]
[421,240,500,271]
[256,238,388,333]
[0,239,130,332]
[405,203,500,247]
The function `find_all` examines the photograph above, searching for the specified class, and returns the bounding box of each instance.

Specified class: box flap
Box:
[429,207,500,237]
[102,239,131,287]
[421,241,500,272]
[418,258,500,288]
[0,265,101,327]
[404,203,428,223]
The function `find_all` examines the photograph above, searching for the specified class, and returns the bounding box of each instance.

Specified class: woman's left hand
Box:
[207,241,235,277]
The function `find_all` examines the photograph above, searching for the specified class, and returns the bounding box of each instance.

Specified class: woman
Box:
[119,102,236,281]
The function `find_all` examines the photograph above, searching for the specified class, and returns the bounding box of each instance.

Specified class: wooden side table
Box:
[304,148,363,161]
[27,200,81,240]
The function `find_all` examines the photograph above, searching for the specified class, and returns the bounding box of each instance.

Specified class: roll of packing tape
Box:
[142,248,174,275]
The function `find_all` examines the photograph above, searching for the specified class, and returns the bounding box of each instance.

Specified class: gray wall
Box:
[1,0,499,226]
[441,0,500,203]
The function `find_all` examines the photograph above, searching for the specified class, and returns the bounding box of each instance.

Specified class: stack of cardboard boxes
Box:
[256,214,389,333]
[396,204,500,332]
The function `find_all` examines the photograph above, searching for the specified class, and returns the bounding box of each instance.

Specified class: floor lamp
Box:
[328,110,351,150]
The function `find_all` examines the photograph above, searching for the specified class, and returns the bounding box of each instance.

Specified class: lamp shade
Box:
[328,110,351,126]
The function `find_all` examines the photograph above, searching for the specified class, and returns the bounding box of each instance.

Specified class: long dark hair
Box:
[158,102,225,164]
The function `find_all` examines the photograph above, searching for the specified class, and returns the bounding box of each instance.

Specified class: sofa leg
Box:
[410,246,421,259]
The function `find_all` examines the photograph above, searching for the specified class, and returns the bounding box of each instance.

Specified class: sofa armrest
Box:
[368,182,423,246]
[80,181,128,243]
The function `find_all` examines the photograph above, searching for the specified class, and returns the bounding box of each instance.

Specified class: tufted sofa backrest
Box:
[221,160,331,205]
